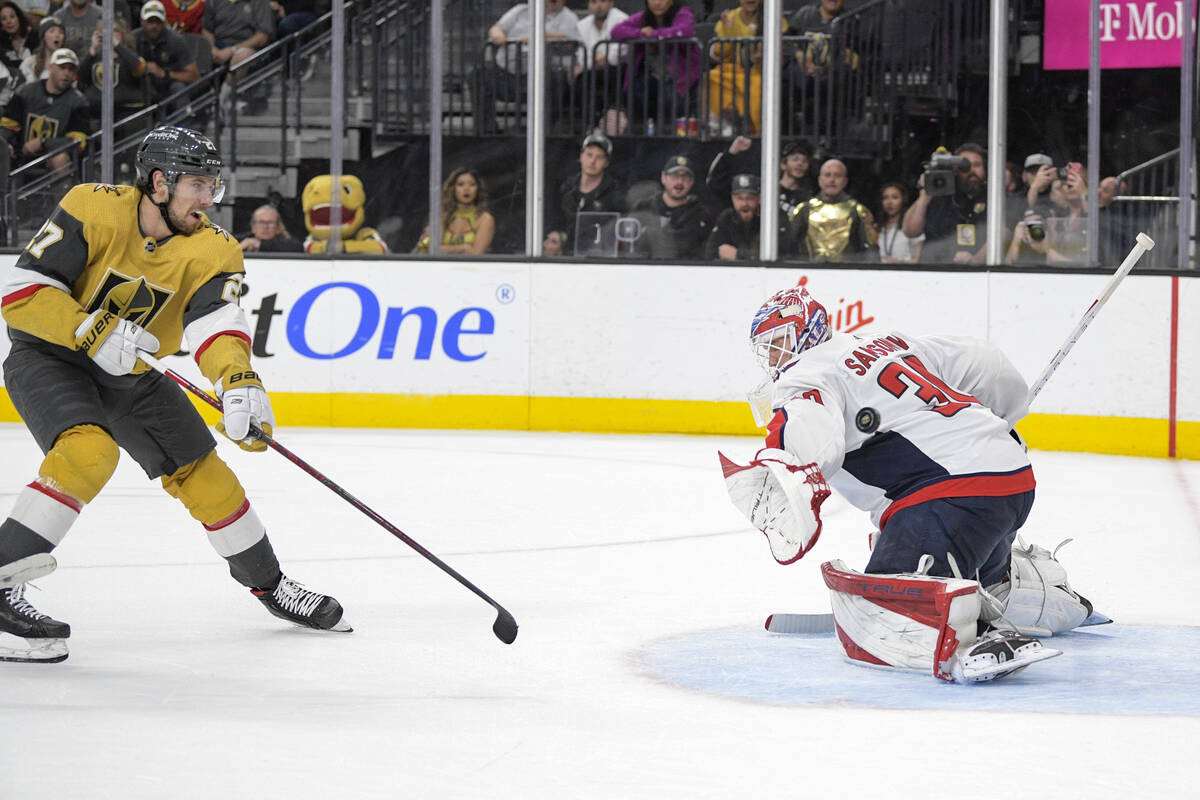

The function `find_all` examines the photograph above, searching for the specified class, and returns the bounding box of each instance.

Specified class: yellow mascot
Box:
[301,174,389,254]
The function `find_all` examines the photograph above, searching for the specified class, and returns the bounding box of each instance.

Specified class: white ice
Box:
[1,423,1198,799]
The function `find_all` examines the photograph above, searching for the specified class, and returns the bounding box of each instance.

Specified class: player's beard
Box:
[167,200,205,235]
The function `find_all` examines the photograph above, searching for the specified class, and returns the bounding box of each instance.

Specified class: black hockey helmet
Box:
[135,125,225,202]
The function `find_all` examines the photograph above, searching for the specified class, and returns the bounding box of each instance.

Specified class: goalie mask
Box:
[750,283,831,381]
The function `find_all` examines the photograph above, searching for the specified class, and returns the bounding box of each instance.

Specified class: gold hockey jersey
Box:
[1,183,251,378]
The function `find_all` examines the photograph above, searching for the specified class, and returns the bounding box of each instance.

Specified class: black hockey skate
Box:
[252,575,352,632]
[0,584,70,663]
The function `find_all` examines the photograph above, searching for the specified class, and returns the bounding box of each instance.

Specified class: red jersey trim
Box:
[28,481,84,513]
[879,467,1036,530]
[193,331,252,365]
[1,284,46,308]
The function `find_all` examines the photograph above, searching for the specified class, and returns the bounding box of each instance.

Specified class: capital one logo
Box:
[249,281,497,362]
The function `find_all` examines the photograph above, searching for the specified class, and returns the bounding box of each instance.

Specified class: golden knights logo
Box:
[26,114,60,141]
[83,271,173,329]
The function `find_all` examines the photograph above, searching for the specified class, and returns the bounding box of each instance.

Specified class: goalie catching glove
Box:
[74,310,160,376]
[719,448,831,564]
[215,369,274,452]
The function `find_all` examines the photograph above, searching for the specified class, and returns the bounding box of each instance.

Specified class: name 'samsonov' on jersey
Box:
[767,331,1034,527]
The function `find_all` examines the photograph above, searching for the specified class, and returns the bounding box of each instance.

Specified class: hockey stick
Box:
[1026,232,1155,404]
[137,352,518,645]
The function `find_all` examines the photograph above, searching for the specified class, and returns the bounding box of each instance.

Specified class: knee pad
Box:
[160,450,247,527]
[38,424,119,505]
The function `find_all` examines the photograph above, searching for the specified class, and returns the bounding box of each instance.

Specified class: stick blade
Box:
[492,608,518,644]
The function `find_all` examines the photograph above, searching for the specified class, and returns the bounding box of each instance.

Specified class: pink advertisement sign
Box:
[1043,0,1197,70]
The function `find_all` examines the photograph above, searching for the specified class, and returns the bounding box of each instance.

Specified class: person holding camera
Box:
[902,142,988,264]
[1007,162,1089,265]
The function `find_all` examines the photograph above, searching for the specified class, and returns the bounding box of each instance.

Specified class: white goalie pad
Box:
[821,558,982,682]
[984,539,1091,637]
[719,448,831,564]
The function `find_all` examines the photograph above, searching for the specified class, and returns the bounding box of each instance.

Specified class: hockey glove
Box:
[74,310,160,376]
[719,448,831,564]
[215,369,274,452]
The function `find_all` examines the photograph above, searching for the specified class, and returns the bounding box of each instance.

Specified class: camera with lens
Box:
[922,150,971,197]
[1023,209,1046,242]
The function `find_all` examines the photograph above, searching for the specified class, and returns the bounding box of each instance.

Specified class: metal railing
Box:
[1112,148,1184,270]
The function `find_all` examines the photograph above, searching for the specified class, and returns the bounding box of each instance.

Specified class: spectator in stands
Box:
[1019,152,1061,221]
[705,0,787,136]
[414,167,496,255]
[606,0,701,135]
[784,0,857,121]
[1042,163,1088,264]
[0,47,88,179]
[163,0,205,34]
[55,0,103,58]
[134,1,200,106]
[903,142,989,264]
[706,135,814,247]
[79,19,149,126]
[19,15,62,83]
[204,0,274,113]
[626,154,712,260]
[875,181,922,264]
[778,139,815,208]
[240,203,303,252]
[471,0,582,136]
[576,0,627,130]
[0,1,32,78]
[704,172,760,261]
[16,0,48,27]
[271,0,316,39]
[544,130,625,255]
[785,157,876,262]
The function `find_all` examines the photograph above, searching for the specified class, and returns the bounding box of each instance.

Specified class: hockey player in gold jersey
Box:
[0,126,350,663]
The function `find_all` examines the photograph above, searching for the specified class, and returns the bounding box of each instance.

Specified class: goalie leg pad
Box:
[821,559,981,681]
[720,449,831,564]
[985,540,1092,636]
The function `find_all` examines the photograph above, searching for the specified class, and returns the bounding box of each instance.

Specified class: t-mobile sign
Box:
[1043,1,1196,70]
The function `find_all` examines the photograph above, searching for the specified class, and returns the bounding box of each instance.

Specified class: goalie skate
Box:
[252,575,352,632]
[950,629,1061,683]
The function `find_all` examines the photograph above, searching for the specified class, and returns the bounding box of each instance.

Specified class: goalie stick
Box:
[138,352,518,645]
[1026,232,1155,404]
[763,610,1112,636]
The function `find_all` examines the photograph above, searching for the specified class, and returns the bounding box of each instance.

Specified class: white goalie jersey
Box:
[765,331,1034,529]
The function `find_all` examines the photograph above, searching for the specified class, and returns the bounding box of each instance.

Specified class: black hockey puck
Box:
[855,407,880,433]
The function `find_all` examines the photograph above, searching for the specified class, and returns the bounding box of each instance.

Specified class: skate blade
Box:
[0,553,57,589]
[0,636,68,663]
[1080,611,1113,627]
[960,646,1062,682]
[328,617,353,633]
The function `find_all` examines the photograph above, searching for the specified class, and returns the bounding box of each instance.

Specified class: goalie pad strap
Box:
[822,559,981,682]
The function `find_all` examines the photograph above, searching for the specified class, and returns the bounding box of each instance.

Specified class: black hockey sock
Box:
[225,535,283,590]
[0,517,55,567]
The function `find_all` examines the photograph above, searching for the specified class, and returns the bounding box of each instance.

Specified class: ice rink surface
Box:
[1,423,1198,799]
